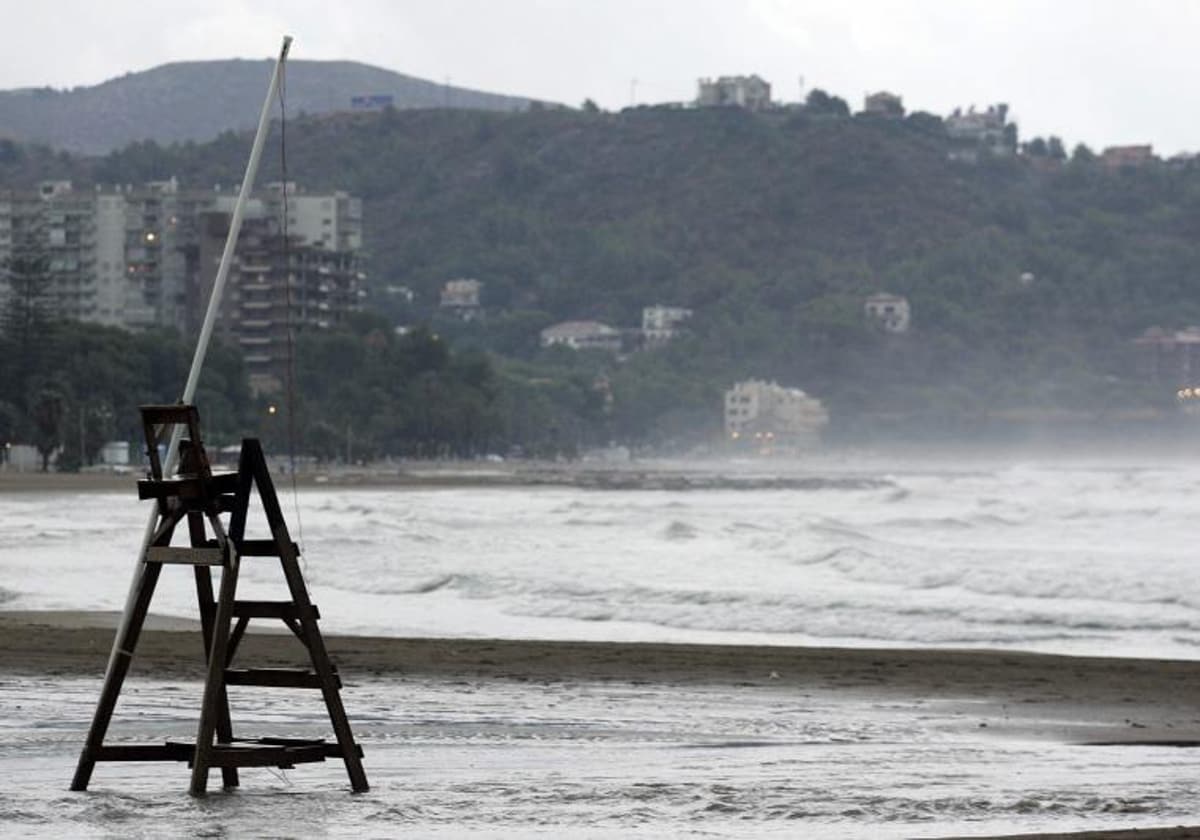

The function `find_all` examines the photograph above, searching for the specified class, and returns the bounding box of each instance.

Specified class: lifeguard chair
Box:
[71,404,368,795]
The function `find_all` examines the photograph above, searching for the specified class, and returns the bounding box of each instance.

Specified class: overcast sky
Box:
[4,0,1198,154]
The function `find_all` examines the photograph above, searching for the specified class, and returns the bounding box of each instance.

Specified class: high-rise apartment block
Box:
[0,178,365,394]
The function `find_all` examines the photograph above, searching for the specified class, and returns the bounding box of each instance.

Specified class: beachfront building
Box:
[724,379,828,449]
[696,75,772,111]
[261,182,363,252]
[641,304,692,346]
[865,292,911,333]
[0,178,364,344]
[1132,326,1200,385]
[0,181,102,325]
[194,212,365,395]
[540,320,623,352]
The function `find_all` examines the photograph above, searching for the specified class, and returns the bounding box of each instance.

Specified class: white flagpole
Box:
[102,34,293,678]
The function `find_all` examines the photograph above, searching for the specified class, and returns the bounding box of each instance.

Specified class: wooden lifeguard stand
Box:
[71,404,368,795]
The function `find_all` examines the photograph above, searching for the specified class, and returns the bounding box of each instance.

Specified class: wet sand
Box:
[5,608,1200,746]
[4,610,1200,838]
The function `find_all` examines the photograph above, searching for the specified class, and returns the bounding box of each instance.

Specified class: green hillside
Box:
[5,102,1200,458]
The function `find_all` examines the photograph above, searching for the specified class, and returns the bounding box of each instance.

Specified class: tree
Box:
[0,211,55,417]
[581,98,600,113]
[1072,143,1096,163]
[30,386,65,471]
[805,89,850,117]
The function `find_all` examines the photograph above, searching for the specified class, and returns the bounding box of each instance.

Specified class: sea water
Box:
[2,456,1198,659]
[4,456,1200,836]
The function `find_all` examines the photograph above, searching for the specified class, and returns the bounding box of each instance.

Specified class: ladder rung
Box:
[225,668,339,689]
[201,539,298,557]
[251,737,364,759]
[204,744,327,768]
[138,471,238,501]
[96,743,194,762]
[223,539,299,557]
[146,546,225,566]
[231,601,320,620]
[140,404,199,425]
[93,740,360,764]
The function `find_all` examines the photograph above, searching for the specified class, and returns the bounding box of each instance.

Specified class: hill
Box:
[6,104,1200,453]
[0,59,545,154]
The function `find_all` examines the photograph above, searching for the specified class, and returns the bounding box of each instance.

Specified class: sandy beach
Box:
[4,609,1200,838]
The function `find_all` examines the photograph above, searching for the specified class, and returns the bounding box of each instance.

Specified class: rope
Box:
[278,57,306,565]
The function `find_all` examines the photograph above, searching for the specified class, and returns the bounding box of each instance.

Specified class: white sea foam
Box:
[3,458,1200,658]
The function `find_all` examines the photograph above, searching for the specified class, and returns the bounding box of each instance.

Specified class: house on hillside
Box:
[1101,145,1156,170]
[946,104,1016,162]
[863,91,904,118]
[864,293,911,333]
[540,320,622,352]
[696,76,772,111]
[724,380,828,449]
[439,278,483,321]
[642,304,693,346]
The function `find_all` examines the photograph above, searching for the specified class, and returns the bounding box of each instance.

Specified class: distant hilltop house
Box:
[724,380,828,449]
[439,278,483,321]
[946,104,1016,162]
[540,320,623,352]
[695,75,772,111]
[1101,145,1156,170]
[864,293,911,333]
[863,91,904,118]
[642,304,693,346]
[1132,326,1200,383]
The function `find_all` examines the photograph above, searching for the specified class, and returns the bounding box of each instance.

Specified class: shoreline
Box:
[6,608,1200,731]
[9,446,1200,495]
[8,609,1200,839]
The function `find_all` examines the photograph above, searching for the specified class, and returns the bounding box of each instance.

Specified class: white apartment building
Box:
[0,178,364,338]
[724,379,828,448]
[263,182,363,252]
[642,304,692,345]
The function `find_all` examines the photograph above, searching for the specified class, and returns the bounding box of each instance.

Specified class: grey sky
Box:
[3,0,1198,154]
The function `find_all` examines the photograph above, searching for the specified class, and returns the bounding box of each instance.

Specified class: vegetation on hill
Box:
[5,99,1200,463]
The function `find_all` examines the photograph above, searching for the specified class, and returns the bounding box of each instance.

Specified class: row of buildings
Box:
[539,305,694,353]
[694,78,1168,169]
[533,295,911,355]
[0,178,365,394]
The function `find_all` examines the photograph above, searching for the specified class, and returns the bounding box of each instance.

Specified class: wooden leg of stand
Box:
[190,513,239,790]
[189,550,240,797]
[299,609,370,792]
[253,443,369,793]
[70,561,163,791]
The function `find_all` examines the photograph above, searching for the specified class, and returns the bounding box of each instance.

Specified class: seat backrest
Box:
[139,404,212,482]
